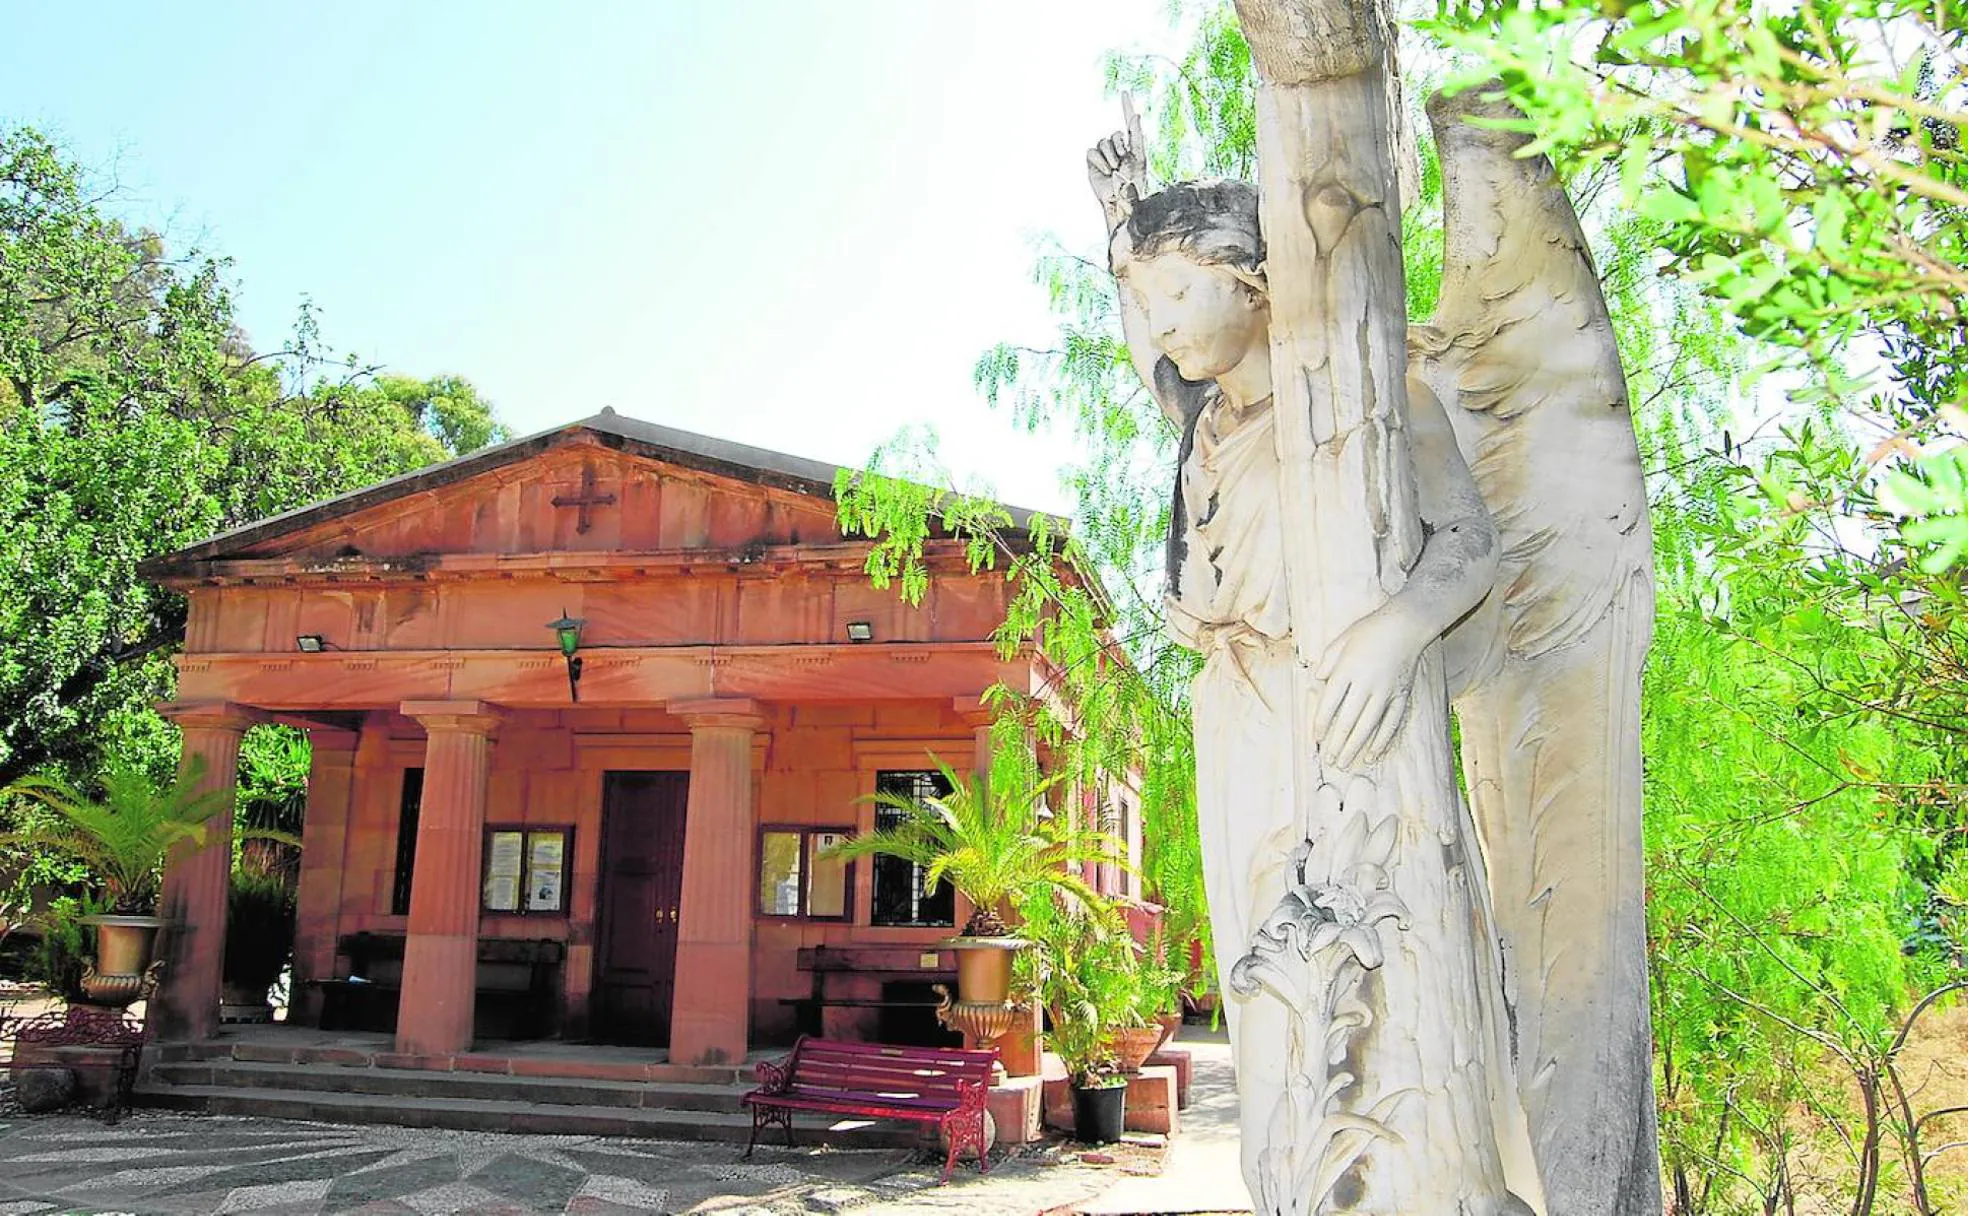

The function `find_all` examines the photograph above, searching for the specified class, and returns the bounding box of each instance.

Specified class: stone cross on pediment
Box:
[551,464,618,534]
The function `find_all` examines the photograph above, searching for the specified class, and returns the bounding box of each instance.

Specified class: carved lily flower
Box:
[1243,809,1409,980]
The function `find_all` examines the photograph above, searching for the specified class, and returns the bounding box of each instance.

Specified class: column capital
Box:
[400,700,503,737]
[670,697,764,731]
[951,695,996,730]
[158,700,262,734]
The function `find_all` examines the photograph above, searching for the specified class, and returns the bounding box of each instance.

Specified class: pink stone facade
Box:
[142,417,1142,1059]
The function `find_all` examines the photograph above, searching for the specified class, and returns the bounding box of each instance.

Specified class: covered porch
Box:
[149,680,1009,1066]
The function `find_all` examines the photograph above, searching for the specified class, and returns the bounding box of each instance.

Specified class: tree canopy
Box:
[0,126,508,788]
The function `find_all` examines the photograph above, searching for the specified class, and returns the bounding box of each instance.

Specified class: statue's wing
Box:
[1410,85,1662,1214]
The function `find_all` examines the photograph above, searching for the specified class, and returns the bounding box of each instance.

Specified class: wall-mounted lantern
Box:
[546,611,586,702]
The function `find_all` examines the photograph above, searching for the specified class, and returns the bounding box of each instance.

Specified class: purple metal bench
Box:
[743,1035,998,1182]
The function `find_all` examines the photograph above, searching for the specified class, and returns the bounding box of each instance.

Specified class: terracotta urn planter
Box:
[945,935,1026,1003]
[934,936,1029,1052]
[1105,1024,1164,1074]
[77,914,167,1008]
[1154,1011,1183,1054]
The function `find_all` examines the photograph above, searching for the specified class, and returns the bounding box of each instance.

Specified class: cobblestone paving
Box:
[0,1112,1155,1215]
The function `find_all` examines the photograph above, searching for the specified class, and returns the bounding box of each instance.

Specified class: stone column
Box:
[668,697,763,1066]
[395,700,502,1056]
[153,702,256,1042]
[952,695,995,794]
[290,729,359,1026]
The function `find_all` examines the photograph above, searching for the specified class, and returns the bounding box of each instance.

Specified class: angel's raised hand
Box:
[1087,95,1149,225]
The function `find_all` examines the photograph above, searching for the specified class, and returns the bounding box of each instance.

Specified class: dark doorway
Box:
[593,771,689,1046]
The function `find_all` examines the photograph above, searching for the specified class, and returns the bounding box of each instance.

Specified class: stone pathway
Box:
[0,1111,1148,1215]
[0,1022,1250,1214]
[1075,1032,1248,1215]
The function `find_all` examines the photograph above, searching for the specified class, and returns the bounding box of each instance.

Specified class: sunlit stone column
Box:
[153,701,256,1041]
[395,700,501,1056]
[668,697,763,1066]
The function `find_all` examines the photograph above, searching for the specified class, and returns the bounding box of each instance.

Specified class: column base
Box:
[395,933,478,1056]
[667,942,750,1065]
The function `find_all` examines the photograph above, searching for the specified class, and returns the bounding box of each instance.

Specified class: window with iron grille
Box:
[870,769,955,927]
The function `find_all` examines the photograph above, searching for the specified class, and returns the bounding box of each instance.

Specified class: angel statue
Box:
[1087,27,1657,1216]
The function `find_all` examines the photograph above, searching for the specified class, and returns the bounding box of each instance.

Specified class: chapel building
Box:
[139,409,1142,1065]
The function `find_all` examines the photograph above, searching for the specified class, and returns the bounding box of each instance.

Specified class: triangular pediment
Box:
[144,414,857,576]
[244,443,842,562]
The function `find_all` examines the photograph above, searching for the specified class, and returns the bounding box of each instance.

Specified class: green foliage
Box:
[0,758,232,914]
[1428,0,1968,572]
[26,893,103,1001]
[821,760,1122,936]
[1423,6,1968,1202]
[0,125,508,790]
[224,866,296,995]
[1020,897,1144,1087]
[237,725,310,843]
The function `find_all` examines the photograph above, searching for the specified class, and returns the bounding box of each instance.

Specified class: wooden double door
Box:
[592,771,690,1046]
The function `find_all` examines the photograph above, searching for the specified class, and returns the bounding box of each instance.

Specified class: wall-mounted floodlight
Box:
[845,621,874,643]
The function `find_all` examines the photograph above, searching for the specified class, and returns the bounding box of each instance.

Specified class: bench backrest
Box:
[784,1036,996,1105]
[337,933,565,985]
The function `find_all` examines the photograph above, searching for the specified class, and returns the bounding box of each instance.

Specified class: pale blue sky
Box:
[3,2,1189,514]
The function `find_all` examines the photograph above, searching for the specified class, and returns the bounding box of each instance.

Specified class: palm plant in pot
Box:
[824,760,1123,1040]
[0,759,232,1006]
[1032,906,1134,1142]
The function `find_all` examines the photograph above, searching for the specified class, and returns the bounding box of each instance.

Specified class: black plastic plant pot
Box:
[1072,1081,1127,1143]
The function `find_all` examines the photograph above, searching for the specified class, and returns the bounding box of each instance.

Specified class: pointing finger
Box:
[1123,93,1144,160]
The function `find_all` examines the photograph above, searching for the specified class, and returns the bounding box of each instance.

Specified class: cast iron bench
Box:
[0,1002,148,1121]
[742,1035,998,1182]
[313,932,565,1039]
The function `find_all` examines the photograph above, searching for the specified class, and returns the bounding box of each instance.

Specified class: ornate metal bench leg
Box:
[746,1107,764,1158]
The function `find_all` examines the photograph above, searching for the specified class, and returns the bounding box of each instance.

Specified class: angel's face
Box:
[1126,254,1268,382]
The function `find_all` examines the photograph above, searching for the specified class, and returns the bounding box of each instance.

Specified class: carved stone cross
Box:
[551,464,617,534]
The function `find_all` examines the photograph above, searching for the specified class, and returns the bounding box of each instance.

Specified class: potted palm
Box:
[0,759,232,1006]
[825,761,1123,1028]
[1033,907,1133,1142]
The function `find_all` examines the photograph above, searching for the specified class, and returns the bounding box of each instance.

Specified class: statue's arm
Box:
[1087,102,1198,433]
[1312,377,1499,767]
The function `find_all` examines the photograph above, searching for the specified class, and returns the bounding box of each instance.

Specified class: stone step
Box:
[147,1059,749,1113]
[148,1039,750,1087]
[134,1082,925,1149]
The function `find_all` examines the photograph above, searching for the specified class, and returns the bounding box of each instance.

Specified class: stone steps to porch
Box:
[138,1083,918,1147]
[147,1059,748,1113]
[132,1039,923,1148]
